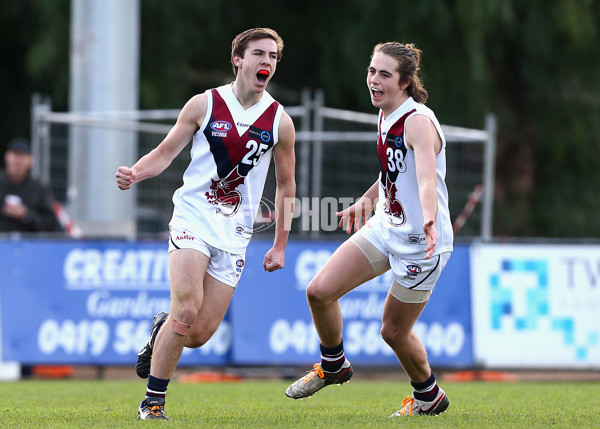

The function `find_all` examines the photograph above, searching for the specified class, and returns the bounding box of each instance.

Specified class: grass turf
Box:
[2,379,599,428]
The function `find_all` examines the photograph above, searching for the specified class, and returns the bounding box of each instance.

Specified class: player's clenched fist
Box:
[115,166,137,190]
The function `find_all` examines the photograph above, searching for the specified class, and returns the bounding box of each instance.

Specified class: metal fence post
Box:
[30,93,42,178]
[311,89,325,238]
[30,93,52,185]
[481,113,497,240]
[297,88,312,237]
[298,89,312,198]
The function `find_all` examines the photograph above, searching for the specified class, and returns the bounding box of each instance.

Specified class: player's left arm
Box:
[406,114,441,259]
[263,111,296,272]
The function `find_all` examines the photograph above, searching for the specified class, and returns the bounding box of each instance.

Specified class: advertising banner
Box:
[231,242,473,367]
[0,240,230,365]
[471,243,600,368]
[1,239,473,367]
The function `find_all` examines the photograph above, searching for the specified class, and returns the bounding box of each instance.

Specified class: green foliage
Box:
[1,0,599,237]
[0,0,69,143]
[2,379,600,428]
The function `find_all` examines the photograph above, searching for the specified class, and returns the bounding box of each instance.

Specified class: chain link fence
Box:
[31,90,495,240]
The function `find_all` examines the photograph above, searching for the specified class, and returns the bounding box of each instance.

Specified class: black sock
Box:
[320,340,345,373]
[411,373,440,402]
[146,375,170,400]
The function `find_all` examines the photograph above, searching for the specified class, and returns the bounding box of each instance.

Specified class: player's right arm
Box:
[115,93,207,190]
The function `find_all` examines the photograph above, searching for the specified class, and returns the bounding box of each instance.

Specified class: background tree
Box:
[1,0,599,238]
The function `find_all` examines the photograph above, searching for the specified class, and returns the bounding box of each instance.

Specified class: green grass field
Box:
[3,379,599,428]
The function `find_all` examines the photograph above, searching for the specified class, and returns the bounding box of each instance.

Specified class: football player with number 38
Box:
[285,42,453,418]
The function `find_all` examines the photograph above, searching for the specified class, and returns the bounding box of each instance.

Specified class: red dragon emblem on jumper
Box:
[205,166,246,217]
[383,178,406,226]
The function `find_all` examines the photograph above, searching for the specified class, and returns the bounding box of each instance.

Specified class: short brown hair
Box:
[231,28,284,76]
[372,42,428,104]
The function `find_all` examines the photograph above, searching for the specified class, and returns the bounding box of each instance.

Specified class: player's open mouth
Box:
[370,87,383,99]
[257,70,270,84]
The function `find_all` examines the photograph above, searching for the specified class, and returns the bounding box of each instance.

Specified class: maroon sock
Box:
[411,373,439,402]
[320,341,345,373]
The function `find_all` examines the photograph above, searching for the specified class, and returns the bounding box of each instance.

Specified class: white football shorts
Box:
[168,226,246,288]
[349,223,451,303]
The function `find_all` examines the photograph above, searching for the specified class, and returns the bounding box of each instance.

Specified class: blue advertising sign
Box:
[231,241,473,367]
[0,240,230,365]
[0,239,472,367]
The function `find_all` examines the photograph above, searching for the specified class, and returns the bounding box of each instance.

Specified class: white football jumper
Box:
[371,96,453,257]
[170,83,283,254]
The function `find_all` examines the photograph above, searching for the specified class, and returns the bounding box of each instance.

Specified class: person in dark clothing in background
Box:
[0,138,59,233]
[0,137,63,378]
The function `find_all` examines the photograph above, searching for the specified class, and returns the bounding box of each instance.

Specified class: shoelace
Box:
[149,405,163,417]
[398,396,414,416]
[303,363,325,383]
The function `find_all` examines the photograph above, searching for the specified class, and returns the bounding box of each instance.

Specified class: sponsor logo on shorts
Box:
[408,234,427,245]
[407,264,422,274]
[175,231,195,241]
[236,258,245,273]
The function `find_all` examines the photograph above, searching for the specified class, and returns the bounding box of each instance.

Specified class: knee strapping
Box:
[172,319,191,336]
